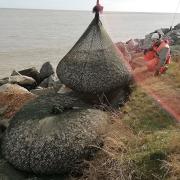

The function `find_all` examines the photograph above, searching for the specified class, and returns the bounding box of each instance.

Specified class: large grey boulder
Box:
[39,62,54,81]
[2,93,109,175]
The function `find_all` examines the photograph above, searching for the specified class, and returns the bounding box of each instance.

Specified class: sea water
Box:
[0,8,179,78]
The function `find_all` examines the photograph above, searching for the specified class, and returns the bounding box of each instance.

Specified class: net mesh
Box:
[57,15,132,94]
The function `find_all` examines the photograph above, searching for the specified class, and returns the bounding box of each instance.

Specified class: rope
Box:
[171,0,180,28]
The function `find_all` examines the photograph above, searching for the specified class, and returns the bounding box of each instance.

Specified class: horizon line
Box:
[0,7,179,14]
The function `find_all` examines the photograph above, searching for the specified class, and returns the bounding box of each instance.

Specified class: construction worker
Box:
[144,32,171,76]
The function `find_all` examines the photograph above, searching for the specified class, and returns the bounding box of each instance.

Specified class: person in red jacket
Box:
[144,33,171,76]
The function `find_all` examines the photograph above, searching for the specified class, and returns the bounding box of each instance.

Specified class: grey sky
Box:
[0,0,180,13]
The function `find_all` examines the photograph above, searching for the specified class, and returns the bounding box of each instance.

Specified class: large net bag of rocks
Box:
[57,0,132,95]
[1,93,109,175]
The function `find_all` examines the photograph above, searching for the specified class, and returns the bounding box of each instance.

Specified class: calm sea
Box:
[0,8,179,78]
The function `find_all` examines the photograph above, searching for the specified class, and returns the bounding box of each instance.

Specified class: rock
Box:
[11,70,21,76]
[0,84,36,119]
[12,67,41,84]
[161,28,171,34]
[0,77,9,86]
[58,85,73,94]
[0,75,37,90]
[166,30,180,45]
[142,33,154,49]
[9,75,37,90]
[9,75,36,85]
[174,23,180,30]
[126,39,139,51]
[155,29,165,37]
[39,74,62,90]
[0,83,29,93]
[39,62,54,81]
[30,87,56,96]
[2,93,109,175]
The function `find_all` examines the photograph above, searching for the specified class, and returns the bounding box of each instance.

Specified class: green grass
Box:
[122,87,175,133]
[118,86,180,180]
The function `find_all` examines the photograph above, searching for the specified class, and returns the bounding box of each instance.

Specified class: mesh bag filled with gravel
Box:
[1,93,109,175]
[57,2,132,95]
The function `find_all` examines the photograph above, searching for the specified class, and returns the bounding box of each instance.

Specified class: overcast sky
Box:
[0,0,180,13]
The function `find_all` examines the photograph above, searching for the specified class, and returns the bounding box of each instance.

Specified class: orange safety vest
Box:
[154,41,171,65]
[144,40,171,72]
[144,41,171,64]
[144,50,156,62]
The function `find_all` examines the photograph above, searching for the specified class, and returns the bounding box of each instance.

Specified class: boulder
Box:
[39,62,54,81]
[155,29,165,37]
[126,39,139,51]
[142,33,153,49]
[58,85,73,94]
[39,74,62,90]
[11,70,21,76]
[9,75,37,90]
[1,75,37,90]
[174,23,180,30]
[0,84,36,119]
[12,67,41,84]
[2,93,109,175]
[30,87,56,96]
[161,28,171,34]
[166,30,180,45]
[0,83,30,94]
[0,77,9,86]
[9,75,36,85]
